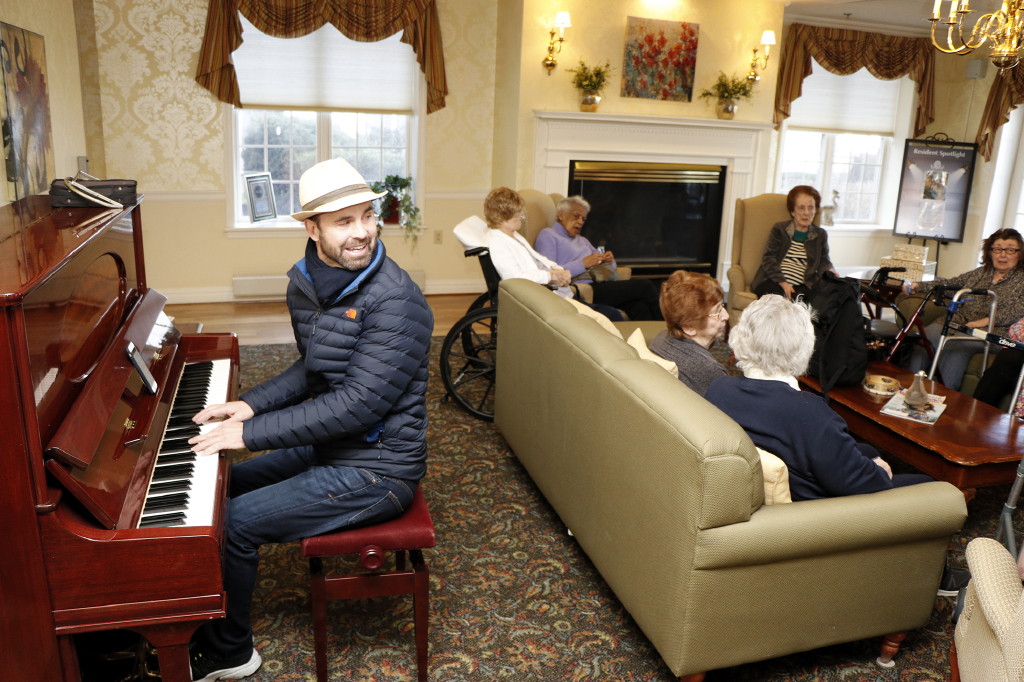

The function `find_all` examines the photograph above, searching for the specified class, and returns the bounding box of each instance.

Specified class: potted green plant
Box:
[699,71,754,119]
[370,174,423,247]
[568,59,612,112]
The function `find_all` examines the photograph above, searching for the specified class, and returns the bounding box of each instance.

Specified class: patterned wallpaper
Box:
[88,0,495,195]
[92,0,224,191]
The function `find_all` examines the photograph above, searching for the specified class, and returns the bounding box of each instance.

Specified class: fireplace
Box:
[568,160,725,277]
[533,111,773,282]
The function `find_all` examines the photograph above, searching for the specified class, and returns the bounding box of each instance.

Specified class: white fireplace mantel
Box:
[533,110,775,280]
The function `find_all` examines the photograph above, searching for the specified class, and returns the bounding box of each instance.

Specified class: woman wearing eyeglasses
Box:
[648,270,729,395]
[903,227,1024,391]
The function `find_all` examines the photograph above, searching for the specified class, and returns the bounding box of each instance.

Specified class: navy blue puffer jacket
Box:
[239,240,432,481]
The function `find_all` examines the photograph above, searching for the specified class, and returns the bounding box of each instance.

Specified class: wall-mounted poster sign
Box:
[893,138,977,243]
[0,23,55,200]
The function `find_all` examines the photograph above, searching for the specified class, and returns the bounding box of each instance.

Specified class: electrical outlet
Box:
[433,230,443,245]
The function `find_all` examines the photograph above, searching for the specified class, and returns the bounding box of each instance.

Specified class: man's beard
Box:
[321,234,377,271]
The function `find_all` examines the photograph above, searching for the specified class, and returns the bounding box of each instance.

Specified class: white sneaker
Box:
[191,648,262,681]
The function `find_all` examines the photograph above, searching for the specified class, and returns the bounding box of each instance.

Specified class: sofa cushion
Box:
[625,328,678,378]
[757,448,792,505]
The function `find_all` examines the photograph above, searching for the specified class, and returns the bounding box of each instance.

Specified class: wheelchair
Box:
[438,218,501,422]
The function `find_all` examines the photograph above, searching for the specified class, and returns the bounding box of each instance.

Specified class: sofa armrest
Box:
[694,481,966,570]
[616,265,632,280]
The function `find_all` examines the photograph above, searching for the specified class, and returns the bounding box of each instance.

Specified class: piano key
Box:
[138,359,230,528]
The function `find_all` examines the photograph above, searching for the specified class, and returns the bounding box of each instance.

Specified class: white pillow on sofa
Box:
[566,298,623,338]
[625,328,678,379]
[757,448,792,504]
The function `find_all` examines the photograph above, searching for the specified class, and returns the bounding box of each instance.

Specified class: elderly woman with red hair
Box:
[648,270,729,395]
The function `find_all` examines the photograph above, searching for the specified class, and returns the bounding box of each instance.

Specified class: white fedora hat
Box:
[291,158,386,221]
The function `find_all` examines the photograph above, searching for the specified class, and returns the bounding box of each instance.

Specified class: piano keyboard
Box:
[138,359,231,528]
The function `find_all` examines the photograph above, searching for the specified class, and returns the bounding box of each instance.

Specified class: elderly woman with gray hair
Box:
[704,295,932,501]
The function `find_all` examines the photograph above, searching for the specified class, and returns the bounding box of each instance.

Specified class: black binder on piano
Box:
[0,196,240,682]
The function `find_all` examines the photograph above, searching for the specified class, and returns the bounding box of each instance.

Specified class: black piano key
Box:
[147,479,191,493]
[152,463,194,481]
[139,513,186,527]
[156,451,195,465]
[143,493,189,513]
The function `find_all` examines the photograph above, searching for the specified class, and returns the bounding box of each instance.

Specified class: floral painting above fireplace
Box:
[621,16,699,103]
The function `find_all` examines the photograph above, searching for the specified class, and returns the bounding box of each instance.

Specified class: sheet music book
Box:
[880,390,947,425]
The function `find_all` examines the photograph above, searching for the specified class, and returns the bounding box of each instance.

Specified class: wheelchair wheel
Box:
[440,307,498,421]
[467,291,494,314]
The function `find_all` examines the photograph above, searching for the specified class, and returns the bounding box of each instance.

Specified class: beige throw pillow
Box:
[566,297,623,338]
[625,329,678,379]
[757,448,792,504]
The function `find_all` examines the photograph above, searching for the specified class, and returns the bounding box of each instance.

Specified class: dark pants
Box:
[857,442,934,489]
[198,446,416,659]
[753,279,812,300]
[590,278,662,320]
[974,347,1024,406]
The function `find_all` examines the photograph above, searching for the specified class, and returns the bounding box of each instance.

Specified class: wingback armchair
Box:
[952,537,1024,681]
[726,194,793,326]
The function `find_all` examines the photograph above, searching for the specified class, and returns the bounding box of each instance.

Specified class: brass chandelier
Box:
[929,0,1024,70]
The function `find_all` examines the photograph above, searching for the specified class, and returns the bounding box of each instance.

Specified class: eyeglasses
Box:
[707,304,727,318]
[992,247,1021,255]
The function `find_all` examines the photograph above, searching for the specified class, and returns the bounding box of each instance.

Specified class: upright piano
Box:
[0,196,239,681]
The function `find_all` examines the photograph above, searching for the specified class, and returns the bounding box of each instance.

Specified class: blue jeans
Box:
[200,446,416,658]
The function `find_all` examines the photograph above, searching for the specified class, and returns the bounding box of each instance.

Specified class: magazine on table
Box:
[880,389,947,425]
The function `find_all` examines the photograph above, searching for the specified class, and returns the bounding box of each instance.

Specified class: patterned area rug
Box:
[230,342,1017,681]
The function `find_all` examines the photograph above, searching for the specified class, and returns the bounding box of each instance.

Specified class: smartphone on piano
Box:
[126,341,159,395]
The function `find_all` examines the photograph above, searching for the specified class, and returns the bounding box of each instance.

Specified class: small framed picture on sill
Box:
[245,173,276,222]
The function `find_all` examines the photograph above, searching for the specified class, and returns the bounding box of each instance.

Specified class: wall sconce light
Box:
[746,30,777,82]
[542,12,572,75]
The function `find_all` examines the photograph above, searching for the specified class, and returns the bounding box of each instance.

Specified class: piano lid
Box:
[0,195,131,303]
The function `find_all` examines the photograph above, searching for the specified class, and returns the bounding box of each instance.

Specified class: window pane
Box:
[239,110,266,145]
[381,114,407,147]
[292,111,317,146]
[332,147,358,166]
[240,147,265,173]
[358,113,382,147]
[331,112,357,147]
[268,148,291,182]
[273,181,295,217]
[292,147,316,180]
[777,130,824,193]
[382,147,405,178]
[356,149,382,183]
[266,111,291,146]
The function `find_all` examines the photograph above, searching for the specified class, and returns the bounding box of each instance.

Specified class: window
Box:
[776,129,890,223]
[235,109,411,223]
[228,15,419,228]
[774,62,915,226]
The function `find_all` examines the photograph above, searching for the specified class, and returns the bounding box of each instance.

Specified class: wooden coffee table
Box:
[798,361,1024,498]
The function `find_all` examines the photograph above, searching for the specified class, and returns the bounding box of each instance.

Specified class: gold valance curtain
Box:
[975,67,1024,161]
[774,23,935,138]
[195,0,448,113]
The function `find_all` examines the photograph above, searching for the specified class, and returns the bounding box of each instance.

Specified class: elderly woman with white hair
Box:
[704,294,932,501]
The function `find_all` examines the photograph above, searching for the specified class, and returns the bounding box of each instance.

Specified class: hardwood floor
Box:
[165,293,480,346]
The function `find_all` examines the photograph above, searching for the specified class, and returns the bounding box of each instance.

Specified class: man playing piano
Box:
[187,158,433,681]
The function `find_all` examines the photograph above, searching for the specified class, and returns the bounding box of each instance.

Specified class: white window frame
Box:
[773,73,917,232]
[224,92,425,237]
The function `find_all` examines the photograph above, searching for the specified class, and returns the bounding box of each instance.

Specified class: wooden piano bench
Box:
[299,485,436,682]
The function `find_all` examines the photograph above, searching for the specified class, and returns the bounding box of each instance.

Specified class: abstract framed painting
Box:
[621,16,700,103]
[0,23,54,200]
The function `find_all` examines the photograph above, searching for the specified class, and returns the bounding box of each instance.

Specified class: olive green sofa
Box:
[494,278,968,680]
